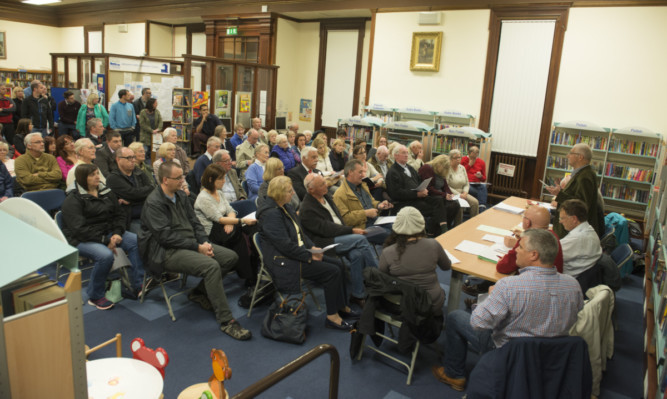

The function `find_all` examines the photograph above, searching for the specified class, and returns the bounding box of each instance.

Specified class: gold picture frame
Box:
[410,32,442,72]
[0,31,6,60]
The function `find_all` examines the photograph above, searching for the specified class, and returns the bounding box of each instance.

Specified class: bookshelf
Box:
[0,68,65,90]
[338,116,382,147]
[172,88,193,156]
[433,126,492,164]
[383,120,434,160]
[363,104,396,124]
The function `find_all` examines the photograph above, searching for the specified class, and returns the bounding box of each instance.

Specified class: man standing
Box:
[139,161,251,340]
[432,229,583,391]
[107,147,155,233]
[57,91,81,139]
[109,89,136,146]
[462,145,487,206]
[192,137,223,191]
[559,199,602,279]
[236,129,259,178]
[94,131,123,177]
[386,145,448,235]
[133,88,151,144]
[547,143,602,237]
[251,117,268,144]
[212,149,247,203]
[193,104,222,155]
[300,173,379,307]
[21,82,53,137]
[0,85,16,143]
[15,133,62,192]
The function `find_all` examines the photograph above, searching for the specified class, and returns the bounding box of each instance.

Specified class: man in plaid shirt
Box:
[432,228,584,391]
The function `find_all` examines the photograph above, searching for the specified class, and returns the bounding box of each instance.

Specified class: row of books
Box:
[600,183,649,203]
[1,273,65,317]
[433,136,469,153]
[172,93,191,107]
[172,124,192,141]
[550,130,607,150]
[545,155,604,174]
[345,127,372,142]
[604,163,654,183]
[172,109,193,124]
[434,123,465,131]
[363,113,394,123]
[608,138,660,157]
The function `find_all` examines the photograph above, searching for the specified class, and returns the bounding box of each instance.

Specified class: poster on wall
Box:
[215,90,229,117]
[193,91,209,119]
[299,99,312,122]
[0,31,6,60]
[239,94,250,113]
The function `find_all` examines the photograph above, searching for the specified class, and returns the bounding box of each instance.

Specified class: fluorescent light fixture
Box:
[22,0,62,4]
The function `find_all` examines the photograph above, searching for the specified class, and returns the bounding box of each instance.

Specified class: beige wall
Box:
[105,23,146,56]
[553,7,667,133]
[174,27,187,58]
[149,24,173,57]
[192,32,206,56]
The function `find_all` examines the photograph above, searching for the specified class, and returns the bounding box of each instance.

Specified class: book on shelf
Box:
[172,109,183,123]
[604,163,654,183]
[172,94,183,106]
[600,183,650,203]
[550,130,608,150]
[609,138,659,157]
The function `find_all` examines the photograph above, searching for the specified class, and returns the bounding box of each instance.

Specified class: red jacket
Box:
[0,96,15,124]
[496,230,564,274]
[461,156,486,182]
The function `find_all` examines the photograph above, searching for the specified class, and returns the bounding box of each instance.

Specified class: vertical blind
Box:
[489,20,555,156]
[322,30,358,128]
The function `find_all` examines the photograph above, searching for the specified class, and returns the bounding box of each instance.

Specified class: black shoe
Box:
[339,309,361,320]
[188,292,214,312]
[461,283,489,296]
[349,295,366,309]
[325,318,353,331]
[237,287,253,309]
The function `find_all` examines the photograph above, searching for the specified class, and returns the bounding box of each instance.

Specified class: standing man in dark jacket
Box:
[57,91,81,139]
[21,82,53,137]
[133,88,151,144]
[139,161,251,340]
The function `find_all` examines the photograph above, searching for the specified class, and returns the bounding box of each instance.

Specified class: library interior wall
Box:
[369,10,490,119]
[174,27,187,58]
[149,24,172,58]
[553,6,667,134]
[104,23,145,56]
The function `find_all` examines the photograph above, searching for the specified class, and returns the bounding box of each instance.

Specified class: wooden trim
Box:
[478,5,570,199]
[292,17,371,23]
[353,23,365,116]
[315,23,328,130]
[182,54,278,69]
[145,22,150,56]
[276,13,301,23]
[147,20,173,28]
[364,9,377,107]
[186,27,193,55]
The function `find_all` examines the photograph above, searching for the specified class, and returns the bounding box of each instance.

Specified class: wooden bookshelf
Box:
[0,68,65,90]
[172,88,193,156]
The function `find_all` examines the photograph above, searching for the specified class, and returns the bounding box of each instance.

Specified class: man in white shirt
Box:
[559,199,602,278]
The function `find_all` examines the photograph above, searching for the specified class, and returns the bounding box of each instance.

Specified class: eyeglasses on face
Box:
[166,175,184,181]
[119,156,136,160]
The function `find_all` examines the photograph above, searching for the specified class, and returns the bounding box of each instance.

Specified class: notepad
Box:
[307,244,339,254]
[493,203,525,214]
[375,216,396,225]
[455,240,500,260]
[477,225,513,236]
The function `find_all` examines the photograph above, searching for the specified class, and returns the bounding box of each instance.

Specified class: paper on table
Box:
[451,194,470,208]
[477,224,513,236]
[493,202,525,214]
[491,243,512,255]
[482,234,505,244]
[307,243,339,254]
[528,199,556,210]
[444,249,460,264]
[411,177,432,191]
[455,240,501,260]
[375,216,396,225]
[243,211,256,220]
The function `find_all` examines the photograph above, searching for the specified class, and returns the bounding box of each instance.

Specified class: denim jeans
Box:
[444,309,495,379]
[78,231,144,300]
[334,234,378,298]
[469,183,488,207]
[58,123,80,139]
[33,128,48,138]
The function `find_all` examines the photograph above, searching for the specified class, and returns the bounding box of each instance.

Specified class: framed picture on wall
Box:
[410,32,442,72]
[0,31,6,60]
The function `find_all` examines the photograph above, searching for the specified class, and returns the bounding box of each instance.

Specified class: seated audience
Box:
[461,145,488,206]
[386,145,448,235]
[352,144,385,201]
[67,138,103,188]
[0,150,12,201]
[333,159,393,245]
[76,93,109,138]
[61,163,144,310]
[212,149,247,203]
[433,229,584,391]
[313,137,335,176]
[256,157,299,210]
[153,142,189,194]
[447,149,479,217]
[86,117,106,147]
[192,104,222,156]
[377,136,388,148]
[13,118,32,155]
[107,147,155,232]
[245,143,269,201]
[0,141,15,177]
[138,97,162,150]
[229,123,245,155]
[300,173,379,307]
[286,130,296,149]
[266,129,278,148]
[193,137,223,190]
[293,133,307,157]
[368,145,392,177]
[257,176,357,330]
[139,161,251,340]
[288,121,299,136]
[387,142,399,162]
[379,206,451,315]
[271,133,299,173]
[15,133,62,192]
[94,131,122,177]
[407,140,424,171]
[304,130,313,146]
[128,142,155,186]
[163,128,191,174]
[559,199,602,278]
[335,129,350,154]
[329,138,348,172]
[236,128,259,178]
[55,135,76,180]
[418,155,461,228]
[44,136,56,156]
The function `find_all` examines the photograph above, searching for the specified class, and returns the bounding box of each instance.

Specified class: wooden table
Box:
[87,357,163,399]
[436,196,530,314]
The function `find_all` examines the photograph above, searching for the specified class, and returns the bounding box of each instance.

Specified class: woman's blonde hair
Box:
[267,130,278,142]
[427,154,451,177]
[86,93,99,107]
[128,142,144,153]
[158,142,175,158]
[263,158,284,181]
[312,137,329,157]
[267,175,292,202]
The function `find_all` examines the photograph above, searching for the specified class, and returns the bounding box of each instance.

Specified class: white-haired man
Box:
[15,132,62,192]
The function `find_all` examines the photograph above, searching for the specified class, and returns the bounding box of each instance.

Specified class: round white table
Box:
[87,357,164,399]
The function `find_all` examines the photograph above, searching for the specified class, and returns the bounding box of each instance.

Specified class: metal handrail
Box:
[232,344,340,399]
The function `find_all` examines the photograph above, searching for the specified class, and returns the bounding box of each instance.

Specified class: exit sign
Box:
[226,26,238,35]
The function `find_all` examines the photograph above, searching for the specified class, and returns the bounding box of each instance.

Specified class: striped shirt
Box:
[470,266,583,348]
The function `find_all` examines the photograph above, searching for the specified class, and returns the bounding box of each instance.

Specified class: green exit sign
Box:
[227,26,238,35]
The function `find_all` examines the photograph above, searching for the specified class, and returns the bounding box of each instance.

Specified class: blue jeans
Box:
[58,123,80,139]
[33,128,48,137]
[469,183,488,207]
[444,310,495,379]
[334,234,378,298]
[77,231,144,300]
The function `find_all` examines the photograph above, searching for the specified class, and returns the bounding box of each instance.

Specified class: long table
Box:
[436,196,530,314]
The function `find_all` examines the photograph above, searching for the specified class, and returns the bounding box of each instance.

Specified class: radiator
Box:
[489,153,527,199]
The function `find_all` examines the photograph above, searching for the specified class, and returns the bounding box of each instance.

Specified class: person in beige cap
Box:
[378,206,451,315]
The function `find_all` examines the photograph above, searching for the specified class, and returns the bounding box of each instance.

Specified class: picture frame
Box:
[410,31,442,72]
[0,31,6,60]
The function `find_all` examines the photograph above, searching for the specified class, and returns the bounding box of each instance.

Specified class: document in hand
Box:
[411,177,432,192]
[451,194,470,208]
[243,211,257,220]
[307,243,339,254]
[374,216,397,225]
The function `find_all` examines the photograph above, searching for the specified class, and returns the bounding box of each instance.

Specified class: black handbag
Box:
[261,294,308,344]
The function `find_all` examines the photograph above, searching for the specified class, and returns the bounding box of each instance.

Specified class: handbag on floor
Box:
[261,294,308,344]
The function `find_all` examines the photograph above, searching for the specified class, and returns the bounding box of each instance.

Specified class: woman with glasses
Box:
[128,142,155,186]
[153,142,189,194]
[67,138,104,188]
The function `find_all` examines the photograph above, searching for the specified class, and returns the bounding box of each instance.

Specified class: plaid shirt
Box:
[470,266,583,348]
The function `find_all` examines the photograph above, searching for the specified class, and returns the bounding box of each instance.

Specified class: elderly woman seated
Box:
[162,128,191,174]
[447,149,479,220]
[61,163,144,310]
[270,133,300,173]
[245,143,270,201]
[418,154,461,228]
[128,142,155,185]
[256,157,300,211]
[153,142,189,195]
[257,176,358,331]
[67,138,104,188]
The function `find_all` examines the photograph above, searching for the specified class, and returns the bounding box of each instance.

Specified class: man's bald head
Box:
[523,205,551,230]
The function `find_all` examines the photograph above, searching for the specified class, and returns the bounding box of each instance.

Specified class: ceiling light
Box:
[22,0,62,5]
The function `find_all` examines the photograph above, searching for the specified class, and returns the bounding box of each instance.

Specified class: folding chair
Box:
[139,272,191,322]
[22,189,65,215]
[600,226,616,254]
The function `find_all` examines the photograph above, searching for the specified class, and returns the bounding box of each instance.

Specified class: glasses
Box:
[166,176,184,181]
[32,140,44,144]
[568,152,583,157]
[220,159,232,164]
[119,156,136,160]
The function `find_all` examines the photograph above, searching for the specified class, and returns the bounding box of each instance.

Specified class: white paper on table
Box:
[491,243,512,255]
[536,201,556,210]
[477,224,513,236]
[307,243,339,254]
[375,216,396,225]
[444,249,460,264]
[455,240,501,260]
[243,211,256,220]
[482,234,505,244]
[493,202,525,214]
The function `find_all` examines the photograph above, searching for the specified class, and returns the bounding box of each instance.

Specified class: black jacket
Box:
[329,150,347,172]
[385,162,422,203]
[93,144,118,177]
[299,193,353,247]
[287,164,321,201]
[139,185,208,275]
[21,95,53,130]
[61,182,125,247]
[106,167,155,224]
[257,196,315,294]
